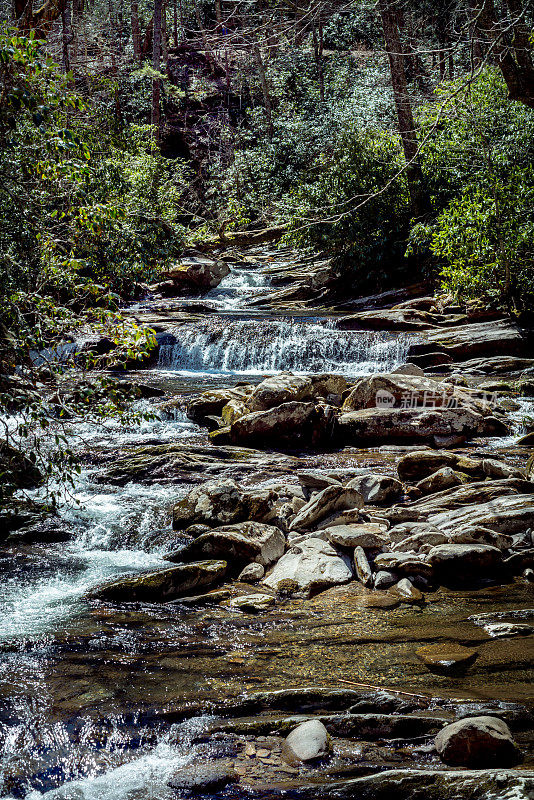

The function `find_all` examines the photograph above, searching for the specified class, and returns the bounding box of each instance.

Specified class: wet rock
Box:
[172,479,276,531]
[289,486,364,532]
[517,431,534,446]
[345,474,403,505]
[297,471,342,493]
[0,441,43,496]
[427,544,502,579]
[416,467,467,495]
[416,643,479,673]
[447,526,513,550]
[337,308,442,332]
[238,563,265,583]
[434,716,522,767]
[231,593,275,613]
[374,552,433,577]
[167,763,237,793]
[166,589,230,606]
[353,546,373,587]
[480,622,534,638]
[173,522,285,568]
[159,256,230,295]
[392,577,424,602]
[373,570,398,590]
[427,494,534,536]
[341,373,482,412]
[396,450,484,482]
[325,523,388,550]
[282,719,331,764]
[246,374,313,411]
[391,363,425,376]
[0,503,73,544]
[221,398,249,425]
[187,386,252,425]
[263,539,353,597]
[408,319,529,360]
[445,355,534,375]
[338,407,492,448]
[231,402,335,449]
[483,458,525,480]
[87,560,227,603]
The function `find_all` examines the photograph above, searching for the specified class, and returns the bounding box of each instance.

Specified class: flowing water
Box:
[1,255,533,799]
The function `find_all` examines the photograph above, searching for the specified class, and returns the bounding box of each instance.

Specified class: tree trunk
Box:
[312,15,324,102]
[475,0,534,107]
[152,0,163,138]
[173,0,178,47]
[61,0,72,72]
[131,0,141,62]
[253,43,273,139]
[378,0,429,218]
[161,0,169,76]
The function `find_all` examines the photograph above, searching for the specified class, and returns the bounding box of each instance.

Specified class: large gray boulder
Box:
[434,716,522,767]
[263,539,353,596]
[171,522,285,568]
[325,523,388,550]
[346,474,403,505]
[186,386,252,424]
[289,485,364,532]
[282,719,332,764]
[427,544,502,578]
[427,494,534,535]
[341,373,488,413]
[159,256,230,295]
[172,479,276,530]
[396,450,484,482]
[230,402,335,449]
[86,560,227,603]
[246,374,313,412]
[337,407,498,448]
[408,319,528,360]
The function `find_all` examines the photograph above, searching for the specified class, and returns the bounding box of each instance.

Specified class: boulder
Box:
[172,522,285,569]
[482,458,525,480]
[230,593,275,613]
[282,719,331,764]
[373,570,398,590]
[341,373,491,414]
[408,319,529,360]
[221,398,249,425]
[392,578,424,602]
[346,474,403,505]
[396,450,484,482]
[0,441,43,496]
[427,494,534,536]
[416,467,467,495]
[238,562,265,583]
[391,364,426,376]
[86,560,227,603]
[297,471,342,493]
[172,479,276,531]
[353,546,373,586]
[160,256,230,295]
[246,374,313,411]
[325,523,388,550]
[374,552,433,577]
[187,386,252,425]
[434,716,522,767]
[337,407,494,448]
[263,539,353,597]
[409,479,533,515]
[230,402,335,449]
[427,544,502,579]
[289,486,364,532]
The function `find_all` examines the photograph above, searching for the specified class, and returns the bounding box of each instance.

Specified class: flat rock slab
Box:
[408,319,529,360]
[416,643,479,673]
[86,560,227,603]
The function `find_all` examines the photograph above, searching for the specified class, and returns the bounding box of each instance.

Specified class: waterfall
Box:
[157,317,411,376]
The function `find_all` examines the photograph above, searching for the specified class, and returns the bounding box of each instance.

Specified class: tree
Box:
[377,0,429,218]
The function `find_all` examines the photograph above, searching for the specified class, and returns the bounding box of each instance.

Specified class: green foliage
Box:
[285,129,411,291]
[414,69,534,307]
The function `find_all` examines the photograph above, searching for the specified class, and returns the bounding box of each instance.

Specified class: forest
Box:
[0,1,534,799]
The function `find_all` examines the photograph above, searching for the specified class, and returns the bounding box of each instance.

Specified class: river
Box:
[1,253,533,799]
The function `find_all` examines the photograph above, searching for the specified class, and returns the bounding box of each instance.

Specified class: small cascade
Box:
[158,317,411,376]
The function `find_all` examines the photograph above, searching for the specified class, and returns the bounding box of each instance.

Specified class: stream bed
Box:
[1,254,533,799]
